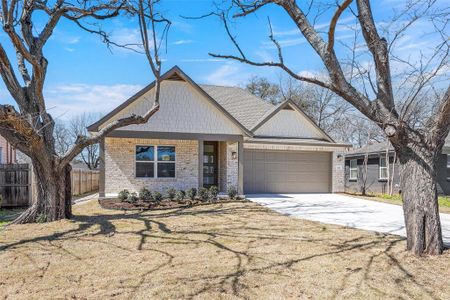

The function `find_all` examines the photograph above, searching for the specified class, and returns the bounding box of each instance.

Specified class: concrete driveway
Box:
[247,193,450,246]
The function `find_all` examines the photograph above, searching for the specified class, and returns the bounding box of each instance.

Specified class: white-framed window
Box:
[135,145,176,178]
[379,156,388,180]
[349,159,358,180]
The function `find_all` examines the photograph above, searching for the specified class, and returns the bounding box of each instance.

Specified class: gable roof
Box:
[88,66,337,144]
[251,100,335,142]
[87,66,252,136]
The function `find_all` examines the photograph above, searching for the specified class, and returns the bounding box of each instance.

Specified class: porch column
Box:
[99,138,105,198]
[198,140,204,189]
[238,141,244,195]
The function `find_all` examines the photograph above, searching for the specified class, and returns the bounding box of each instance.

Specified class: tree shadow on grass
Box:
[0,202,446,299]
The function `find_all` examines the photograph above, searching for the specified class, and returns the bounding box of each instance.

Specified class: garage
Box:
[243,149,332,194]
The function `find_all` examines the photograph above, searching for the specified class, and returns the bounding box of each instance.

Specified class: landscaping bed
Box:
[100,186,241,211]
[99,197,241,211]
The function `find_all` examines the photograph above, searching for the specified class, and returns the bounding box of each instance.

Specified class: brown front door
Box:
[203,141,218,188]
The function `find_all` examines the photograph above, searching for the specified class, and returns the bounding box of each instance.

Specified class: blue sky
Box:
[1,0,447,120]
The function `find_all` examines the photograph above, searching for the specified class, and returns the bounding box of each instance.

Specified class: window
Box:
[349,159,357,180]
[136,146,155,178]
[135,145,175,178]
[379,156,388,180]
[157,146,175,178]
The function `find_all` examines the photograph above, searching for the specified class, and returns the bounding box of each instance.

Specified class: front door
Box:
[203,141,218,188]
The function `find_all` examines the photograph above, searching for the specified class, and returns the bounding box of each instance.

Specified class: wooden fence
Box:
[71,168,100,196]
[0,164,30,207]
[0,164,99,207]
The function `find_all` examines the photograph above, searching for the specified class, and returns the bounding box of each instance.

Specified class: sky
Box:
[0,0,447,121]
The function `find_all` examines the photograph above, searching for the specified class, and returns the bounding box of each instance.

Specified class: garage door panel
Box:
[244,150,331,194]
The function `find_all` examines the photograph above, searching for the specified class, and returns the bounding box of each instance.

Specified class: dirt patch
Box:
[99,198,242,211]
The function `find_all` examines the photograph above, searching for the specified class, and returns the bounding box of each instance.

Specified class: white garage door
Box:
[244,150,332,194]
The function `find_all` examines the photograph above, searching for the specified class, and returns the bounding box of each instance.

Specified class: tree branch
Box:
[356,0,395,112]
[430,86,450,147]
[328,0,353,54]
[60,102,160,167]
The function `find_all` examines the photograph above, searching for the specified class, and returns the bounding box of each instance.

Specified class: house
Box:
[344,141,450,195]
[0,135,16,164]
[88,66,350,198]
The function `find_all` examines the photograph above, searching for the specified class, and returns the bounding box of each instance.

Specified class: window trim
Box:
[135,145,176,179]
[379,155,388,180]
[349,159,358,181]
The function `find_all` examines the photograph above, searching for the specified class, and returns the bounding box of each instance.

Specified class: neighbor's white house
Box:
[88,66,350,198]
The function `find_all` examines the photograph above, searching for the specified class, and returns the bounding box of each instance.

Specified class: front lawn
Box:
[347,193,450,213]
[0,208,25,230]
[0,200,449,299]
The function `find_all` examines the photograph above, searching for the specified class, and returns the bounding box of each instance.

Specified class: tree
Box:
[246,76,281,104]
[212,0,450,255]
[0,0,167,223]
[70,114,102,170]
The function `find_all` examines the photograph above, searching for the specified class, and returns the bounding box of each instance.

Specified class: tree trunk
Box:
[13,157,72,224]
[399,148,444,255]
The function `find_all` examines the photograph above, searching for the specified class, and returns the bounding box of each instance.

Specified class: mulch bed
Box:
[99,198,242,211]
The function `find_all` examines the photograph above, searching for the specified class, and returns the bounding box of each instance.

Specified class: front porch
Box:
[98,132,244,198]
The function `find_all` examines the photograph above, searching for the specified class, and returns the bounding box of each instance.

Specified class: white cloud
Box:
[109,27,142,53]
[262,37,306,49]
[173,39,194,45]
[273,16,355,37]
[204,63,251,86]
[45,83,143,120]
[254,50,275,62]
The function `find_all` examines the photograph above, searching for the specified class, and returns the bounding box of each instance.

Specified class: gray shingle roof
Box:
[346,141,393,156]
[200,84,274,130]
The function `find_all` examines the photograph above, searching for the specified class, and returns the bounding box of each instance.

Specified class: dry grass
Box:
[0,200,449,300]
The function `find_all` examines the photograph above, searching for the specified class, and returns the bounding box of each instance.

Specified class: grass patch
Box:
[0,200,449,299]
[346,193,450,213]
[0,208,25,229]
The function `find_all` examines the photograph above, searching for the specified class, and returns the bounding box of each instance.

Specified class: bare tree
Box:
[211,0,450,255]
[54,121,72,157]
[246,76,281,104]
[70,114,102,170]
[0,0,167,223]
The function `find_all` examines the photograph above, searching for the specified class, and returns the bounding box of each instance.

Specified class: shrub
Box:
[227,186,238,199]
[209,186,219,200]
[175,190,185,201]
[127,192,139,203]
[166,188,177,201]
[152,191,163,202]
[139,188,152,202]
[118,189,130,201]
[198,187,209,201]
[187,188,197,200]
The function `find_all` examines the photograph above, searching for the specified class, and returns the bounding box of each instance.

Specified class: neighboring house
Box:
[88,66,350,198]
[345,141,450,195]
[0,135,16,164]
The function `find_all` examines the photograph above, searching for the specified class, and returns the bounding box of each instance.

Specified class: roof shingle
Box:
[200,84,274,130]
